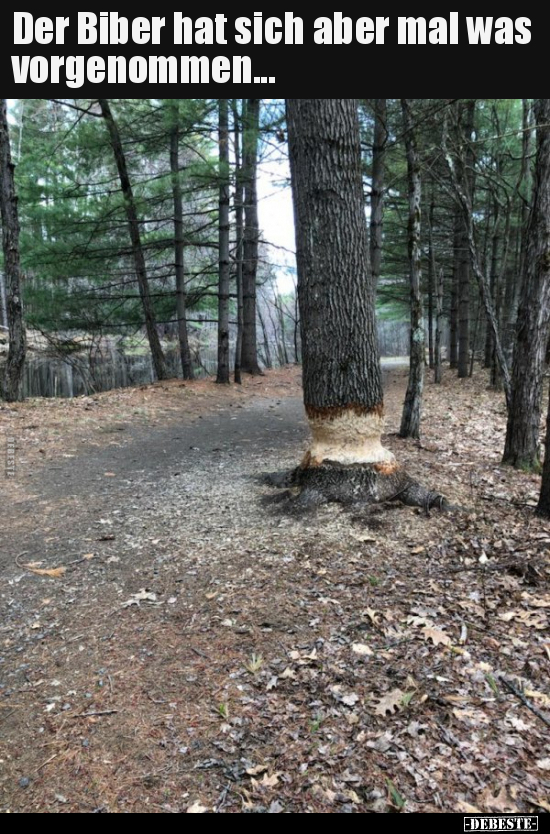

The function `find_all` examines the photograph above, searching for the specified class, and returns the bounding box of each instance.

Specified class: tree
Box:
[216,99,231,385]
[369,99,387,292]
[241,99,263,376]
[284,98,444,509]
[0,99,26,402]
[399,99,424,440]
[169,101,194,381]
[98,99,169,382]
[503,99,550,471]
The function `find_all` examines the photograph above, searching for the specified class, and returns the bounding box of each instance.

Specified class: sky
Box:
[256,149,297,294]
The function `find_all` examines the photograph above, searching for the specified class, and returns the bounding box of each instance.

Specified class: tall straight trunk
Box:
[0,100,26,402]
[435,268,444,385]
[233,99,245,385]
[241,98,262,375]
[169,102,193,381]
[98,99,168,381]
[0,269,8,331]
[457,100,476,380]
[450,207,460,369]
[427,190,436,369]
[400,99,424,441]
[217,99,231,385]
[370,98,387,293]
[284,98,446,511]
[286,98,393,467]
[503,99,550,470]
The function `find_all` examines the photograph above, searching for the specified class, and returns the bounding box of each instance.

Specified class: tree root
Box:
[263,462,451,515]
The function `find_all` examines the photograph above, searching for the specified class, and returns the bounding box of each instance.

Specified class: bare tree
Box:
[241,98,263,375]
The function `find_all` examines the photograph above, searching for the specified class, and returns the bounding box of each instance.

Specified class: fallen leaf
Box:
[422,627,452,647]
[536,758,550,771]
[375,689,406,717]
[122,589,158,608]
[281,668,296,680]
[187,802,208,814]
[261,773,281,788]
[479,786,518,813]
[352,643,374,657]
[246,764,268,777]
[456,801,483,814]
[342,693,360,708]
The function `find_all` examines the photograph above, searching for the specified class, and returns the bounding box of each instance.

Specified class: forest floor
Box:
[0,366,549,814]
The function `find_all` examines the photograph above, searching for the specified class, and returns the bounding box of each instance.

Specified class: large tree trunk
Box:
[233,99,245,385]
[217,99,231,385]
[369,99,387,293]
[0,99,26,402]
[241,98,263,375]
[284,99,445,511]
[98,99,168,382]
[400,99,424,441]
[503,99,550,471]
[169,102,193,381]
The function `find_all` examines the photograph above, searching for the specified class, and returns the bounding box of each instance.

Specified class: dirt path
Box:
[1,368,549,814]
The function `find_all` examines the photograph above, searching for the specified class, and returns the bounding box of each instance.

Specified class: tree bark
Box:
[169,102,194,381]
[435,267,444,385]
[450,207,460,369]
[503,99,550,471]
[285,99,445,511]
[241,98,262,375]
[400,99,424,441]
[98,99,168,381]
[217,99,231,385]
[233,100,245,385]
[369,99,387,293]
[0,99,26,402]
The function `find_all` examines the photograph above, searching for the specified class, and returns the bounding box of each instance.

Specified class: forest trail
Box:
[1,367,549,814]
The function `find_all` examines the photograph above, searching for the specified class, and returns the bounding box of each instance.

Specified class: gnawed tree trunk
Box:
[283,98,446,511]
[503,99,550,471]
[98,99,168,381]
[169,102,193,381]
[369,98,387,293]
[241,98,263,375]
[0,99,26,402]
[400,99,424,441]
[217,99,231,385]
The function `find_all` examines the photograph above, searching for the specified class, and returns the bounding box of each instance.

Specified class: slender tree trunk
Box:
[450,208,460,369]
[435,268,444,385]
[217,99,231,385]
[444,116,512,409]
[428,190,436,369]
[503,99,550,471]
[169,102,193,381]
[283,98,445,510]
[98,99,168,381]
[233,100,244,385]
[257,302,273,370]
[241,98,262,375]
[0,99,26,402]
[458,101,476,380]
[400,100,424,441]
[370,99,387,293]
